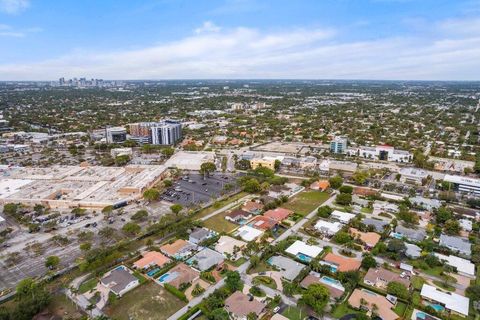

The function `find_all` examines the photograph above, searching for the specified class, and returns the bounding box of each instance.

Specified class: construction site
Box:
[0,164,168,209]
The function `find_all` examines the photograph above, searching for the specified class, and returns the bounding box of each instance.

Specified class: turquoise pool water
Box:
[297,253,312,262]
[416,311,427,319]
[428,303,445,312]
[391,232,403,239]
[320,276,345,291]
[158,273,171,282]
[147,268,160,277]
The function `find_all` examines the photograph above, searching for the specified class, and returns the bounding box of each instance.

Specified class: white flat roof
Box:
[236,225,263,242]
[331,210,356,223]
[0,178,33,198]
[444,174,480,188]
[285,240,323,258]
[0,215,4,222]
[314,220,342,234]
[420,284,469,316]
[433,253,475,277]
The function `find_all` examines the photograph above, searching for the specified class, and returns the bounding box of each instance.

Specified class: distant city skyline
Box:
[0,0,479,81]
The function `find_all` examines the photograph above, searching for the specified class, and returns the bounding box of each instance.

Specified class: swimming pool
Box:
[158,273,171,283]
[297,253,312,262]
[416,311,427,319]
[391,232,403,239]
[320,276,345,291]
[428,303,445,312]
[147,268,160,277]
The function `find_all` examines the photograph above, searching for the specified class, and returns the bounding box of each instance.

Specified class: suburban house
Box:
[352,195,370,207]
[225,291,266,320]
[133,251,171,270]
[405,243,422,258]
[285,240,323,262]
[439,234,471,256]
[363,267,411,289]
[263,207,294,222]
[236,225,264,242]
[433,253,475,278]
[160,239,197,260]
[331,210,356,224]
[321,253,361,273]
[188,228,215,244]
[242,201,264,215]
[310,180,330,191]
[186,248,224,271]
[409,196,442,211]
[362,218,390,233]
[214,235,247,260]
[100,265,140,297]
[300,272,345,300]
[314,220,342,236]
[267,255,305,281]
[348,289,399,320]
[349,228,381,249]
[373,201,399,214]
[420,284,469,318]
[249,215,278,231]
[394,225,426,242]
[158,263,199,289]
[225,209,252,224]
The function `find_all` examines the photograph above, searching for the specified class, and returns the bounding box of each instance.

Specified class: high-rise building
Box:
[151,120,182,145]
[106,127,127,143]
[129,122,157,137]
[330,136,348,154]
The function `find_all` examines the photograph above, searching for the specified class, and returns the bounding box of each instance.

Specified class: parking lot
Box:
[161,173,240,207]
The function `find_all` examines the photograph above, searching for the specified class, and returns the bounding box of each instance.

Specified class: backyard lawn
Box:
[203,210,238,233]
[281,306,307,320]
[283,191,330,216]
[253,276,277,289]
[78,277,97,294]
[393,301,407,317]
[331,302,366,318]
[105,282,186,320]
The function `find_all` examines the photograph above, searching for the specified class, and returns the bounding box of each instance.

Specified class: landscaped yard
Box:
[283,191,330,216]
[194,192,248,219]
[331,302,366,318]
[203,210,238,233]
[226,257,247,267]
[105,282,186,320]
[252,275,277,289]
[361,207,373,214]
[281,306,307,320]
[247,261,274,275]
[393,301,407,316]
[78,277,97,294]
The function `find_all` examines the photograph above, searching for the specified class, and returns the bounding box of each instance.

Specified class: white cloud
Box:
[194,21,221,34]
[0,20,479,80]
[0,0,30,14]
[0,23,41,37]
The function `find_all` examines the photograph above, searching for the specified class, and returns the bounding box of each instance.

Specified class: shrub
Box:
[164,283,188,302]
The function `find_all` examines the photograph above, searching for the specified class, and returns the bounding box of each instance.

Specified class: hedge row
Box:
[164,283,188,302]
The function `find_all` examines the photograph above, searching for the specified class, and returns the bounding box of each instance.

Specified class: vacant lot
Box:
[105,282,186,320]
[194,191,248,219]
[203,209,239,233]
[283,191,330,216]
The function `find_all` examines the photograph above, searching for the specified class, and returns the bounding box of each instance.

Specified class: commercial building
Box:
[129,122,158,137]
[330,136,348,154]
[163,151,215,171]
[151,120,182,145]
[250,156,283,170]
[347,145,412,163]
[444,174,480,195]
[420,284,469,317]
[399,167,429,185]
[0,164,167,209]
[105,126,127,143]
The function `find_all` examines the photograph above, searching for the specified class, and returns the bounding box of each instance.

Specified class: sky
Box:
[0,0,479,81]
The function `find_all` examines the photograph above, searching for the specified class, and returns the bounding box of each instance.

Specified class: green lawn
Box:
[411,276,426,290]
[105,282,186,320]
[194,192,248,219]
[331,302,365,318]
[203,210,238,233]
[78,277,97,294]
[226,257,247,267]
[393,302,407,316]
[252,276,277,289]
[283,191,330,216]
[247,261,274,275]
[281,306,307,320]
[361,207,373,214]
[432,280,455,292]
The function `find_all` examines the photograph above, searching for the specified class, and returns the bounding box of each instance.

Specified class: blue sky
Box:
[0,0,479,80]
